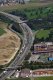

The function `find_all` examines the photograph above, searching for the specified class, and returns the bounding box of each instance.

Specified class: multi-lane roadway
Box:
[0,12,34,80]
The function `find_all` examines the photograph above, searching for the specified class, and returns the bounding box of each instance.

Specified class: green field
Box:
[0,21,8,36]
[33,76,53,80]
[36,29,50,39]
[0,2,53,12]
[30,0,38,2]
[26,7,53,19]
[0,1,53,21]
[0,28,6,36]
[6,76,53,80]
[7,4,53,20]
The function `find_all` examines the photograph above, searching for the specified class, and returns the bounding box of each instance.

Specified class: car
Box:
[3,71,7,73]
[20,50,22,53]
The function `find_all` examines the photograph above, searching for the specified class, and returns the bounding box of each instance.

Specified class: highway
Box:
[0,12,34,80]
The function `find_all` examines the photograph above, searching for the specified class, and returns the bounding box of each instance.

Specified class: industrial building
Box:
[34,42,53,54]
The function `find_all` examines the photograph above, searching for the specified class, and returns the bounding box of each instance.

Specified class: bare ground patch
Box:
[0,21,21,65]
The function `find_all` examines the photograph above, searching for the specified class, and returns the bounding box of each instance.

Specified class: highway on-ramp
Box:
[0,12,34,80]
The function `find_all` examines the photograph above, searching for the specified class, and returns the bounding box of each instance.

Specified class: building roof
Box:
[48,58,53,61]
[20,68,30,74]
[34,42,53,53]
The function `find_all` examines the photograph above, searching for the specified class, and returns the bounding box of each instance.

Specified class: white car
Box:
[3,71,7,73]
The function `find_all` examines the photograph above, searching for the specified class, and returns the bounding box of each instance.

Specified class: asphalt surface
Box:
[0,12,34,80]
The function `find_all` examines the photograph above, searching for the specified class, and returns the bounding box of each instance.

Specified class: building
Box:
[34,42,53,54]
[32,69,53,77]
[19,68,31,78]
[48,57,53,61]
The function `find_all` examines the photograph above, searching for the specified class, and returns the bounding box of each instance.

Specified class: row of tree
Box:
[22,61,53,70]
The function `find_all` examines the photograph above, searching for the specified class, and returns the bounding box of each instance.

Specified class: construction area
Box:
[0,21,21,65]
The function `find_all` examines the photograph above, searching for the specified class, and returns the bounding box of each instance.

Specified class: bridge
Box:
[2,65,22,71]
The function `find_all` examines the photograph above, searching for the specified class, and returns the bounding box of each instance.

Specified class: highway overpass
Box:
[0,12,34,80]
